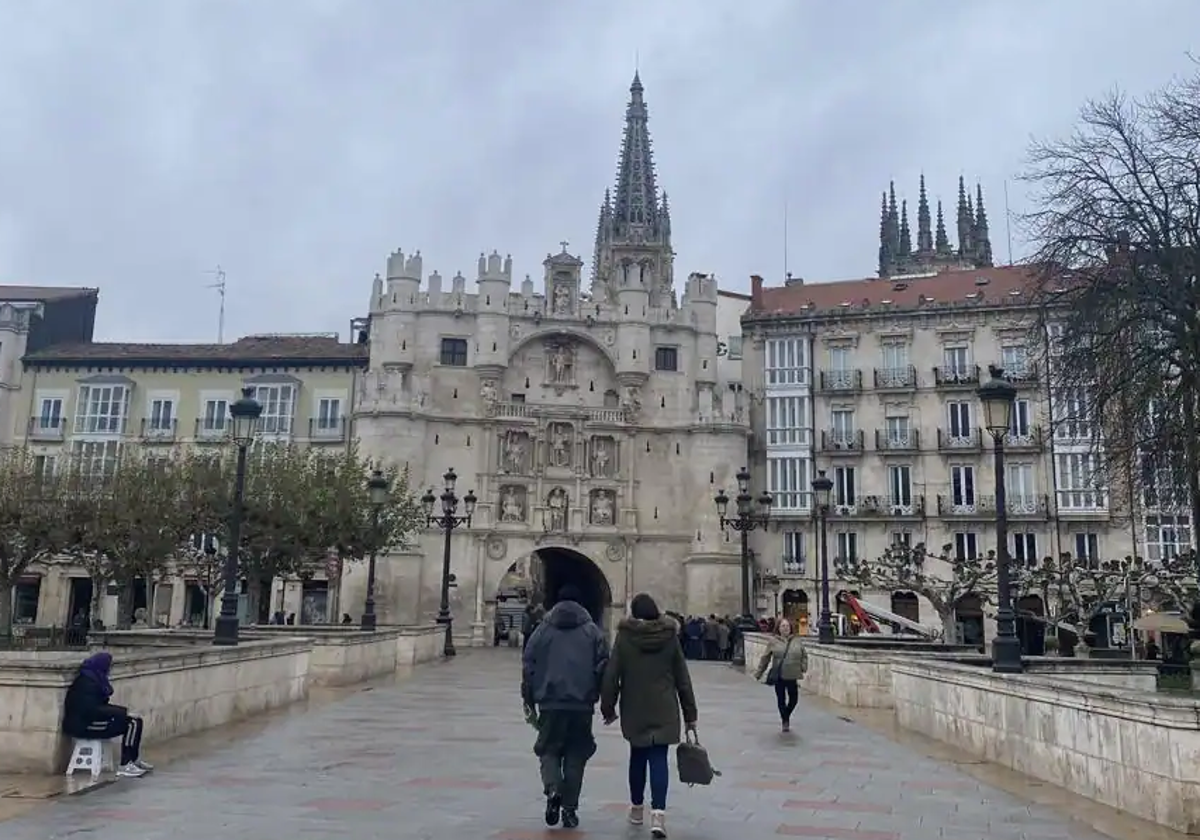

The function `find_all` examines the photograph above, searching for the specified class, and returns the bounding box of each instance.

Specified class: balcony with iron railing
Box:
[1006,425,1045,451]
[937,428,982,453]
[830,495,927,518]
[194,419,229,442]
[140,418,178,443]
[817,369,863,394]
[937,495,998,516]
[999,362,1040,387]
[818,429,865,454]
[875,428,920,452]
[873,365,917,391]
[1008,494,1050,518]
[781,556,807,576]
[27,417,65,442]
[933,365,981,388]
[309,416,348,442]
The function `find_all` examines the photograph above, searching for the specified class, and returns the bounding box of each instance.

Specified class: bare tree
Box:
[1021,74,1200,548]
[0,449,71,635]
[835,543,997,640]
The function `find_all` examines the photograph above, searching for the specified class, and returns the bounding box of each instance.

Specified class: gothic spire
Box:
[956,176,973,257]
[609,72,664,244]
[916,174,933,254]
[973,183,993,266]
[899,200,912,257]
[935,199,950,253]
[878,192,893,277]
[591,189,613,286]
[887,181,900,260]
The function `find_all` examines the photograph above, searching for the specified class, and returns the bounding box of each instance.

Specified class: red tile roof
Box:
[746,265,1046,321]
[24,334,367,367]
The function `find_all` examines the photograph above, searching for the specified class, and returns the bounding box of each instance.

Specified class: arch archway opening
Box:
[535,547,613,627]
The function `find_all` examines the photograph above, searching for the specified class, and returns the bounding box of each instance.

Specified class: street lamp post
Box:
[713,467,773,667]
[812,470,835,644]
[213,387,262,647]
[978,365,1023,673]
[361,469,391,631]
[421,468,477,657]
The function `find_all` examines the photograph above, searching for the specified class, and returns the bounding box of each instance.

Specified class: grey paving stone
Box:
[0,651,1122,840]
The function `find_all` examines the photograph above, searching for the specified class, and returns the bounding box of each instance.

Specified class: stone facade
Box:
[352,75,750,638]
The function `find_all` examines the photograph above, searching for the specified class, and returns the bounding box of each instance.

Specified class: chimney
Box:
[751,274,764,310]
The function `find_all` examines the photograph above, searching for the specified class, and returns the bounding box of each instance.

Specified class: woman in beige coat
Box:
[753,618,808,731]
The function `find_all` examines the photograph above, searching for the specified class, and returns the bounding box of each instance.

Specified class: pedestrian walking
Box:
[521,601,545,650]
[753,618,808,732]
[600,592,698,838]
[521,585,609,830]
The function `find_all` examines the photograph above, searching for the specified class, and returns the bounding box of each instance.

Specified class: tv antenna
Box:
[205,266,227,343]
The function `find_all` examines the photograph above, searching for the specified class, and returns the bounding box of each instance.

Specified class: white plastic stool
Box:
[66,739,114,778]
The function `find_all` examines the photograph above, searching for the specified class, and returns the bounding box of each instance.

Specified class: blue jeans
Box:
[628,744,669,810]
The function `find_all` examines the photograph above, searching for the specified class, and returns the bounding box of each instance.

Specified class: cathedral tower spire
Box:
[916,174,933,254]
[973,183,993,266]
[898,200,912,257]
[592,73,674,304]
[956,176,973,257]
[935,200,950,254]
[877,192,893,277]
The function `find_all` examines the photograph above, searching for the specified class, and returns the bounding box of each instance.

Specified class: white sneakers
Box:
[650,809,667,837]
[628,804,644,825]
[115,758,153,778]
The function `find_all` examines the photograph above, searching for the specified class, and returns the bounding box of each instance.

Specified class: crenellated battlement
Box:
[683,272,719,305]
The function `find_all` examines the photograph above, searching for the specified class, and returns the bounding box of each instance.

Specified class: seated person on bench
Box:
[62,652,152,778]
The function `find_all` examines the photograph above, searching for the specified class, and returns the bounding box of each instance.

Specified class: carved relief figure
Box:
[590,490,615,526]
[500,486,526,523]
[546,487,568,531]
[553,282,571,314]
[590,436,615,477]
[548,423,574,468]
[547,342,575,384]
[501,431,531,473]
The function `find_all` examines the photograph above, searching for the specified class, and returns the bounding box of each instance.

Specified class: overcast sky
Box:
[0,1,1197,343]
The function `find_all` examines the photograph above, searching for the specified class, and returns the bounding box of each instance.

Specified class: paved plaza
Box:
[0,650,1157,840]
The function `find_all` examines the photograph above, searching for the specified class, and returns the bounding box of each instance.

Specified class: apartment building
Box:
[11,333,367,629]
[0,285,98,447]
[741,265,1174,631]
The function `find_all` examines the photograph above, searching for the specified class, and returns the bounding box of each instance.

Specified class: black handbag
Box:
[676,728,721,786]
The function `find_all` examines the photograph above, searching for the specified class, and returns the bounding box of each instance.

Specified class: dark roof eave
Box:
[21,354,368,370]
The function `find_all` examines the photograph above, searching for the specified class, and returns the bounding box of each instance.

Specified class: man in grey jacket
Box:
[521,585,609,830]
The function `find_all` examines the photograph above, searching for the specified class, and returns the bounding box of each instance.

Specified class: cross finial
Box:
[559,240,570,253]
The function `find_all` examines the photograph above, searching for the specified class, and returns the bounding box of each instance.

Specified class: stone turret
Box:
[684,272,718,385]
[474,250,514,370]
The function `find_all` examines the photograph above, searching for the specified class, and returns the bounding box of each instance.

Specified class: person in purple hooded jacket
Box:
[62,652,151,778]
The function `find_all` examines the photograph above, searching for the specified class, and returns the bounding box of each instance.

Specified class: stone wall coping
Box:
[0,637,313,688]
[891,659,1200,730]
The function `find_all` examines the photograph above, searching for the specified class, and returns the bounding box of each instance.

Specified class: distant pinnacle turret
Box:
[935,200,950,253]
[973,183,993,267]
[916,174,933,254]
[876,174,995,278]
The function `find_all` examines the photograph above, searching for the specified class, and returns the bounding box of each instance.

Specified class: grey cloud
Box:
[0,0,1198,342]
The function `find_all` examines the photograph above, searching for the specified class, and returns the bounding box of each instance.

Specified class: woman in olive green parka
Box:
[600,593,697,838]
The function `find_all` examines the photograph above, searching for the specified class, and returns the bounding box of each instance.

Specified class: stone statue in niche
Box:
[480,379,498,408]
[500,430,531,474]
[589,490,615,526]
[547,423,573,468]
[546,487,568,532]
[621,386,642,420]
[590,436,616,478]
[546,342,575,385]
[553,282,571,314]
[499,485,526,523]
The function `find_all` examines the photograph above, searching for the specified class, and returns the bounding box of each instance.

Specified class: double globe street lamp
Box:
[422,468,477,658]
[978,365,1022,673]
[714,467,773,667]
[360,469,392,631]
[213,387,263,647]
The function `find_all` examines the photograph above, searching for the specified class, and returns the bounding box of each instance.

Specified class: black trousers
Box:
[85,714,143,765]
[774,680,799,723]
[533,709,596,808]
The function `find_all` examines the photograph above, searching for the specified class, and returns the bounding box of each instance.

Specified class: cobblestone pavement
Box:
[0,650,1153,839]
